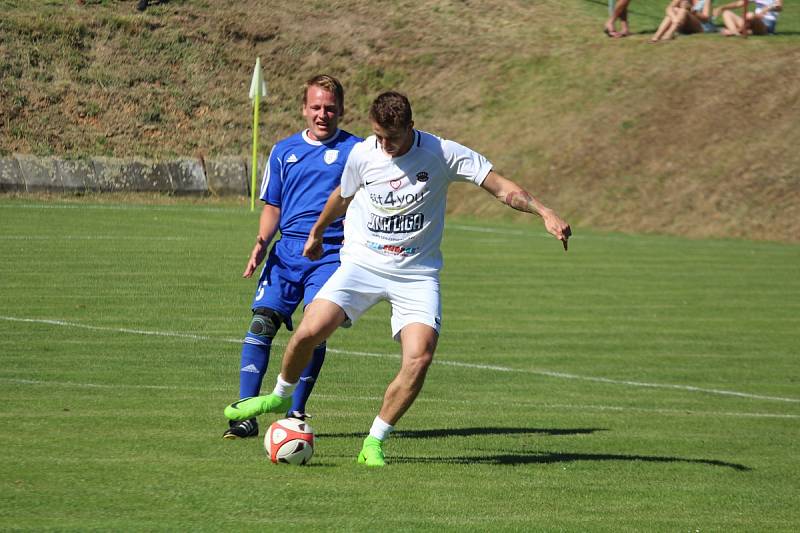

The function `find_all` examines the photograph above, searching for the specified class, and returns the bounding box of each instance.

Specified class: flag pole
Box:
[249,58,267,212]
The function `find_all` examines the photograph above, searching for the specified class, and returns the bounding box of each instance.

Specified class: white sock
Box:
[368,416,394,441]
[272,374,297,398]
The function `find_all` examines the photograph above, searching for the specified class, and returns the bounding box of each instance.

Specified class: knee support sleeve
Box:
[249,307,284,339]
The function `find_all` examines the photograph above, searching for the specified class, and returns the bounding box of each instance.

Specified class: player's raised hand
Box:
[303,233,323,261]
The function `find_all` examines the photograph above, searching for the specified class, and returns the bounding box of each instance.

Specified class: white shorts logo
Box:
[324,150,339,164]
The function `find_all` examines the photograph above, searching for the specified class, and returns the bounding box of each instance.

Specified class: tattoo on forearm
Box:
[505,190,535,213]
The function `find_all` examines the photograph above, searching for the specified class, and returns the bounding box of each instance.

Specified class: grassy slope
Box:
[1,0,799,241]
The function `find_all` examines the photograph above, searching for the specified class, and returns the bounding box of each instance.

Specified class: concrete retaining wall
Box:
[0,154,262,196]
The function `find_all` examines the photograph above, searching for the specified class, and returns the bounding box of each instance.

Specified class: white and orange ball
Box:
[264,418,315,465]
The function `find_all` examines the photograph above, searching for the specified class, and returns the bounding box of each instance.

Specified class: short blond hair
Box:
[303,74,345,115]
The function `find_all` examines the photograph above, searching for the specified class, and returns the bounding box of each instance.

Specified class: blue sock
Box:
[238,333,271,399]
[290,342,326,414]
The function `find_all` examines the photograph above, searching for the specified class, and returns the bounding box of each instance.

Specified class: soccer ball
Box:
[264,418,315,465]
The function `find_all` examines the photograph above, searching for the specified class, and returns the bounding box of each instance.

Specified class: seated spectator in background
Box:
[605,0,634,38]
[649,0,715,43]
[715,0,782,35]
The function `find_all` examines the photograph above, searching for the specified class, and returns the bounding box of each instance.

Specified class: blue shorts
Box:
[252,237,342,330]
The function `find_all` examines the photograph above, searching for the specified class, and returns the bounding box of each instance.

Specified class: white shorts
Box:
[314,261,441,340]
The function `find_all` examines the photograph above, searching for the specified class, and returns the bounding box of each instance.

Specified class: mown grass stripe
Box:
[3,315,797,404]
[1,377,796,420]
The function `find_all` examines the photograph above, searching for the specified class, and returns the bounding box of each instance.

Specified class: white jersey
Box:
[755,0,779,23]
[339,129,492,276]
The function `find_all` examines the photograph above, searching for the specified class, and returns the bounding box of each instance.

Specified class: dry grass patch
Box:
[2,0,799,240]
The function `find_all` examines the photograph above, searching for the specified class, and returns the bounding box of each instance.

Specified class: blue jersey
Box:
[260,129,361,241]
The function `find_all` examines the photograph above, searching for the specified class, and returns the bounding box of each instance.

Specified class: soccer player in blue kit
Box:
[223,74,361,439]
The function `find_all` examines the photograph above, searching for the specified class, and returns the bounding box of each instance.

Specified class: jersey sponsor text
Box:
[367,241,419,256]
[367,213,424,233]
[369,190,426,208]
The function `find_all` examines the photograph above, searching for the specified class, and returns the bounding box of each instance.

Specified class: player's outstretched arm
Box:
[243,204,280,278]
[480,170,571,251]
[303,186,354,261]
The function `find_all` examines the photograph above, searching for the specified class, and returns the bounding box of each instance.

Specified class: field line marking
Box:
[2,315,798,404]
[0,204,553,240]
[4,203,793,249]
[1,378,179,390]
[0,316,242,344]
[447,224,526,236]
[0,235,188,241]
[520,370,800,403]
[0,203,243,214]
[0,377,797,420]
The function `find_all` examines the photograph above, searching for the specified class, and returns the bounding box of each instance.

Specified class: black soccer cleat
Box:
[222,418,258,439]
[286,410,312,421]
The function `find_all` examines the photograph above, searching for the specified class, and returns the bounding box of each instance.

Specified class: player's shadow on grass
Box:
[318,427,606,439]
[394,451,750,471]
[396,427,605,438]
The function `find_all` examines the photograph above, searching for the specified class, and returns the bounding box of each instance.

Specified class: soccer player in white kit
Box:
[225,91,571,466]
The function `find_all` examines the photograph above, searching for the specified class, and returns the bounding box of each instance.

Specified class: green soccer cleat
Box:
[224,394,292,421]
[357,436,386,467]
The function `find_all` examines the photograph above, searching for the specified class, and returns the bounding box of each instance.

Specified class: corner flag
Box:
[249,58,267,211]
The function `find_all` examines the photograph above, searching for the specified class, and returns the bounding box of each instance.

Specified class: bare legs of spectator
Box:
[605,0,633,38]
[719,11,769,36]
[649,1,701,43]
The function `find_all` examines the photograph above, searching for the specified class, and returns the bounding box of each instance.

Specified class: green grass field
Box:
[1,196,798,530]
